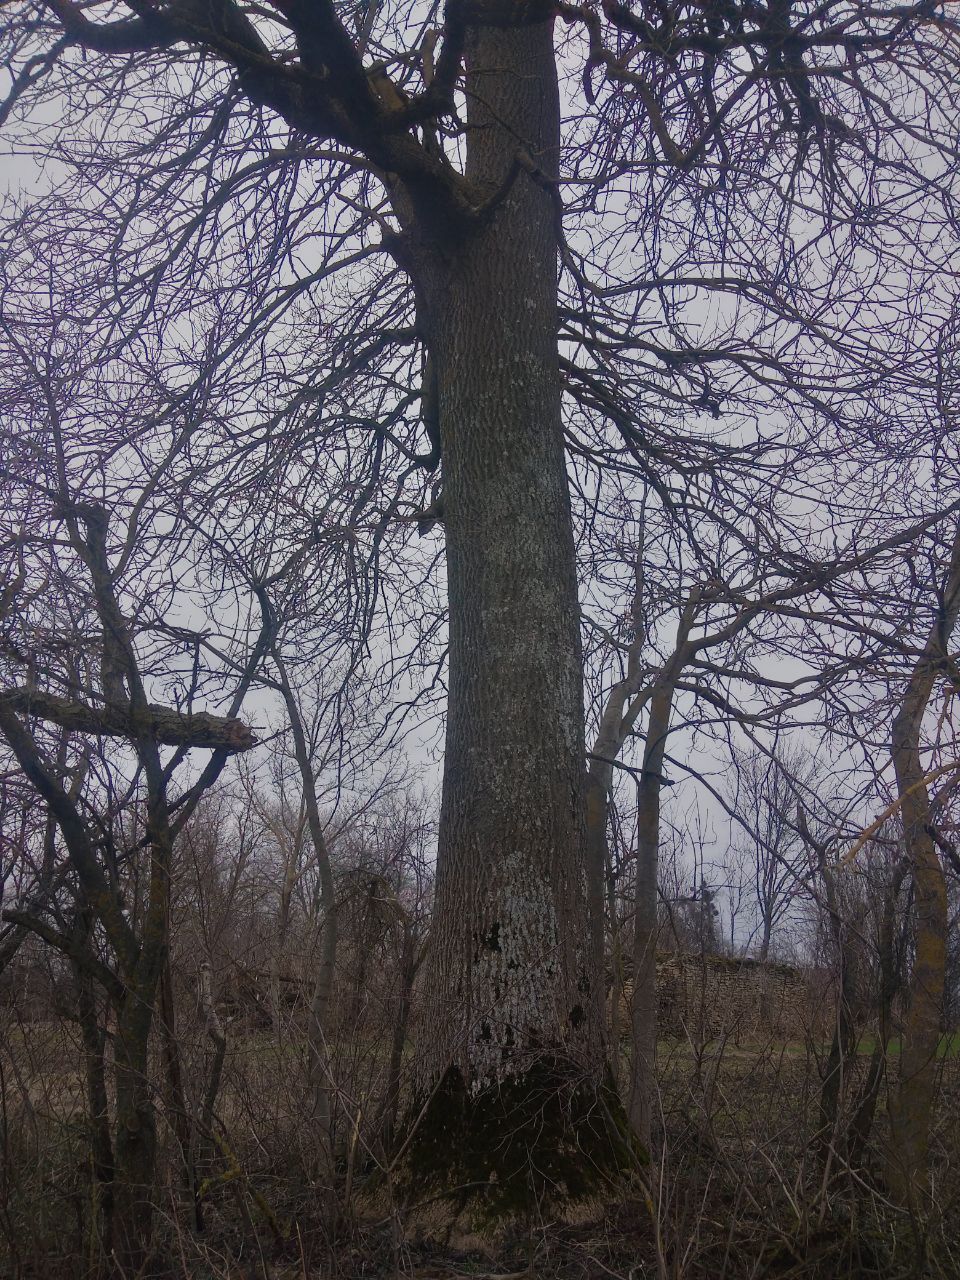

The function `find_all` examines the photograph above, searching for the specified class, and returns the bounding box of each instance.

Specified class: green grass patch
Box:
[854,1032,960,1059]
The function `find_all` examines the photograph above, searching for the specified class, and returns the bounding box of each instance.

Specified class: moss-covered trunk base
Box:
[398,1056,643,1232]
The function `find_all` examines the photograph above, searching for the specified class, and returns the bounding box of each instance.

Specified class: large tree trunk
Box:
[403,20,632,1221]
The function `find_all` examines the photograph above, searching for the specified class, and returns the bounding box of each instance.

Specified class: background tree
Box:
[0,503,257,1269]
[727,747,815,962]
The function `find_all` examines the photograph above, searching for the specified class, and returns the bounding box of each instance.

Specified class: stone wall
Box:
[616,951,811,1045]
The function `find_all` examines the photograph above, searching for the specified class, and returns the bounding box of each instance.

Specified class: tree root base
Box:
[397,1054,644,1231]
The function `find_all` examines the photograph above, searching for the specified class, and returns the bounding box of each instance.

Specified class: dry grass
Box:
[2,1015,959,1279]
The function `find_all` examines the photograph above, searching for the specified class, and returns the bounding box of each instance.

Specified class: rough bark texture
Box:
[401,22,635,1219]
[423,21,587,1078]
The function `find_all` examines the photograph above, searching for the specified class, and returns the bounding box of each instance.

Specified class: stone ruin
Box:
[616,950,811,1045]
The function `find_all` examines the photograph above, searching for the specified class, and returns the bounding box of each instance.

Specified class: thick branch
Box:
[43,0,176,51]
[0,688,255,751]
[38,0,479,236]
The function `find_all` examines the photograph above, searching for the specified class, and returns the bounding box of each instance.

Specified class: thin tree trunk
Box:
[73,936,114,1263]
[585,542,652,1106]
[886,524,960,1204]
[626,598,698,1143]
[629,685,670,1145]
[795,804,859,1166]
[111,994,159,1272]
[272,833,300,1033]
[758,917,772,963]
[816,860,857,1169]
[380,917,419,1156]
[158,955,193,1191]
[582,582,697,1144]
[108,823,169,1273]
[194,959,227,1232]
[263,638,339,1200]
[586,772,610,1030]
[605,820,626,1090]
[848,857,908,1167]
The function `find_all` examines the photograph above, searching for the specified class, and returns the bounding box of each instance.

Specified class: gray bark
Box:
[415,20,599,1090]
